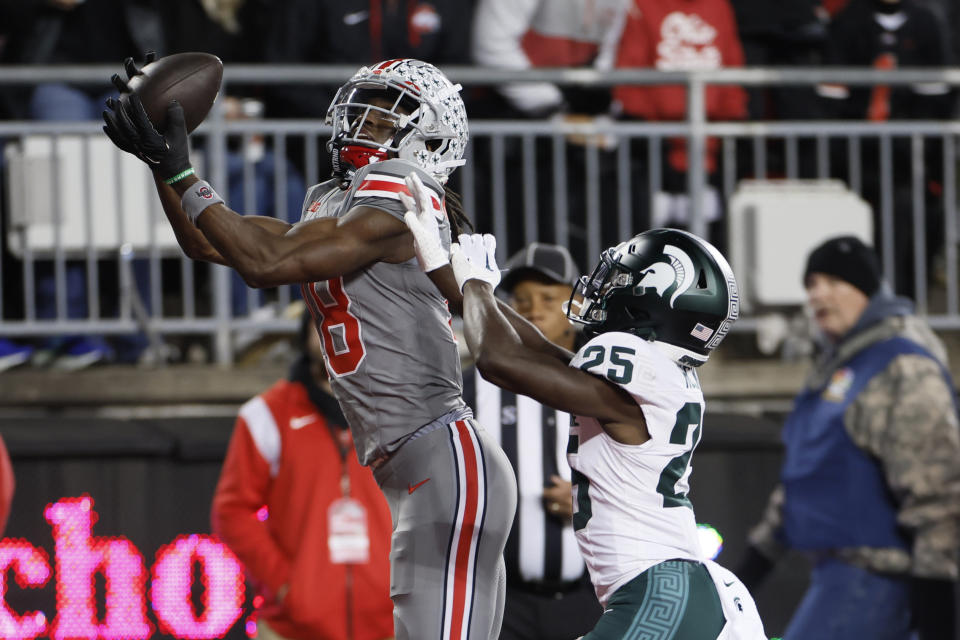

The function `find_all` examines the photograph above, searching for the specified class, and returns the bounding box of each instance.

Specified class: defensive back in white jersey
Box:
[567,331,708,605]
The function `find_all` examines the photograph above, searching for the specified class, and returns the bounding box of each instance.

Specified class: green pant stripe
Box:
[625,561,690,640]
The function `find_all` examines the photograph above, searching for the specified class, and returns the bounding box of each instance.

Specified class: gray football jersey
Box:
[299,158,465,465]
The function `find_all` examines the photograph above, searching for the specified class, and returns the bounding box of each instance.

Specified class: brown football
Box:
[122,52,223,133]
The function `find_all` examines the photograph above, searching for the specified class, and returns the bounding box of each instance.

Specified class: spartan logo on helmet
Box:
[635,245,696,308]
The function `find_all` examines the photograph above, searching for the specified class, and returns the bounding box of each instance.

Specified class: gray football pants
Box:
[374,418,517,640]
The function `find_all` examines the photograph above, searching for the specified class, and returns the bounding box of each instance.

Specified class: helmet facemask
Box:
[565,248,658,338]
[566,250,615,329]
[328,84,417,177]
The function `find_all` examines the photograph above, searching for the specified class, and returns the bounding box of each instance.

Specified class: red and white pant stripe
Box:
[442,420,486,640]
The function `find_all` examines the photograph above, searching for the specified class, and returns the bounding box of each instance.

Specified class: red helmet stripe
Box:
[376,59,405,71]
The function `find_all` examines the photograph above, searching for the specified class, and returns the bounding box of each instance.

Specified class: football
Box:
[123,52,223,134]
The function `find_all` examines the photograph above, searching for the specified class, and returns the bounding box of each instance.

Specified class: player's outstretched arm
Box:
[192,202,412,287]
[462,277,646,437]
[151,170,291,265]
[152,174,227,264]
[104,94,409,285]
[152,172,295,265]
[493,299,575,363]
[401,173,572,362]
[454,235,645,436]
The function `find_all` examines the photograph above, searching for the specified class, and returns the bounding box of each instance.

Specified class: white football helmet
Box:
[326,59,468,184]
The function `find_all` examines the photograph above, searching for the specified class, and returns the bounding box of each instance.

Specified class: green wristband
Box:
[164,167,196,185]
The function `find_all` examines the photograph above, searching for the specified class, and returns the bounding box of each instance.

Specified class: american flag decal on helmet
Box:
[690,323,714,342]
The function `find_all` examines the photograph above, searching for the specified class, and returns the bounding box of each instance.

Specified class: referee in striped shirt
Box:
[462,243,602,640]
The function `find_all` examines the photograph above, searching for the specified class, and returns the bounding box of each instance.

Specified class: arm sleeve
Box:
[846,354,960,579]
[211,416,292,595]
[0,436,13,536]
[471,0,565,114]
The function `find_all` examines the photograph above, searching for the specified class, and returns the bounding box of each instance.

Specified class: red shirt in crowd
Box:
[613,0,747,172]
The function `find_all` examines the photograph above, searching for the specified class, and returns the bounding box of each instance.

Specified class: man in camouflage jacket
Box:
[737,236,960,640]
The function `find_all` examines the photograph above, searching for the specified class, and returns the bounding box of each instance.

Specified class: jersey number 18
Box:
[302,278,366,376]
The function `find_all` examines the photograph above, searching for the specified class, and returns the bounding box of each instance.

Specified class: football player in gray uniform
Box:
[403,174,766,640]
[104,58,519,640]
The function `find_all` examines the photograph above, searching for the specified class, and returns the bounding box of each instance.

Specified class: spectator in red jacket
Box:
[211,308,394,640]
[612,0,747,237]
[613,0,747,128]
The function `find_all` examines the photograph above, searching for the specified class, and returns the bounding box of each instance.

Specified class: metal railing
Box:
[1,65,958,364]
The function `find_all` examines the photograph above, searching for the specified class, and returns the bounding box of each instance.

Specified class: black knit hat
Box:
[804,236,881,296]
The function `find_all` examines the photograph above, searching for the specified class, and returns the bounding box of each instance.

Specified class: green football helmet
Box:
[566,228,739,366]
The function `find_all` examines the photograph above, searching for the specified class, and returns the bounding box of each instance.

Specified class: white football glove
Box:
[401,172,449,272]
[451,233,501,292]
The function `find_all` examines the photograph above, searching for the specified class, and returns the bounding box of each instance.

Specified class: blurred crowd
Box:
[3,0,948,125]
[0,0,958,371]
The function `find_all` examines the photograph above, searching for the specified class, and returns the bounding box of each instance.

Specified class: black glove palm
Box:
[102,54,194,184]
